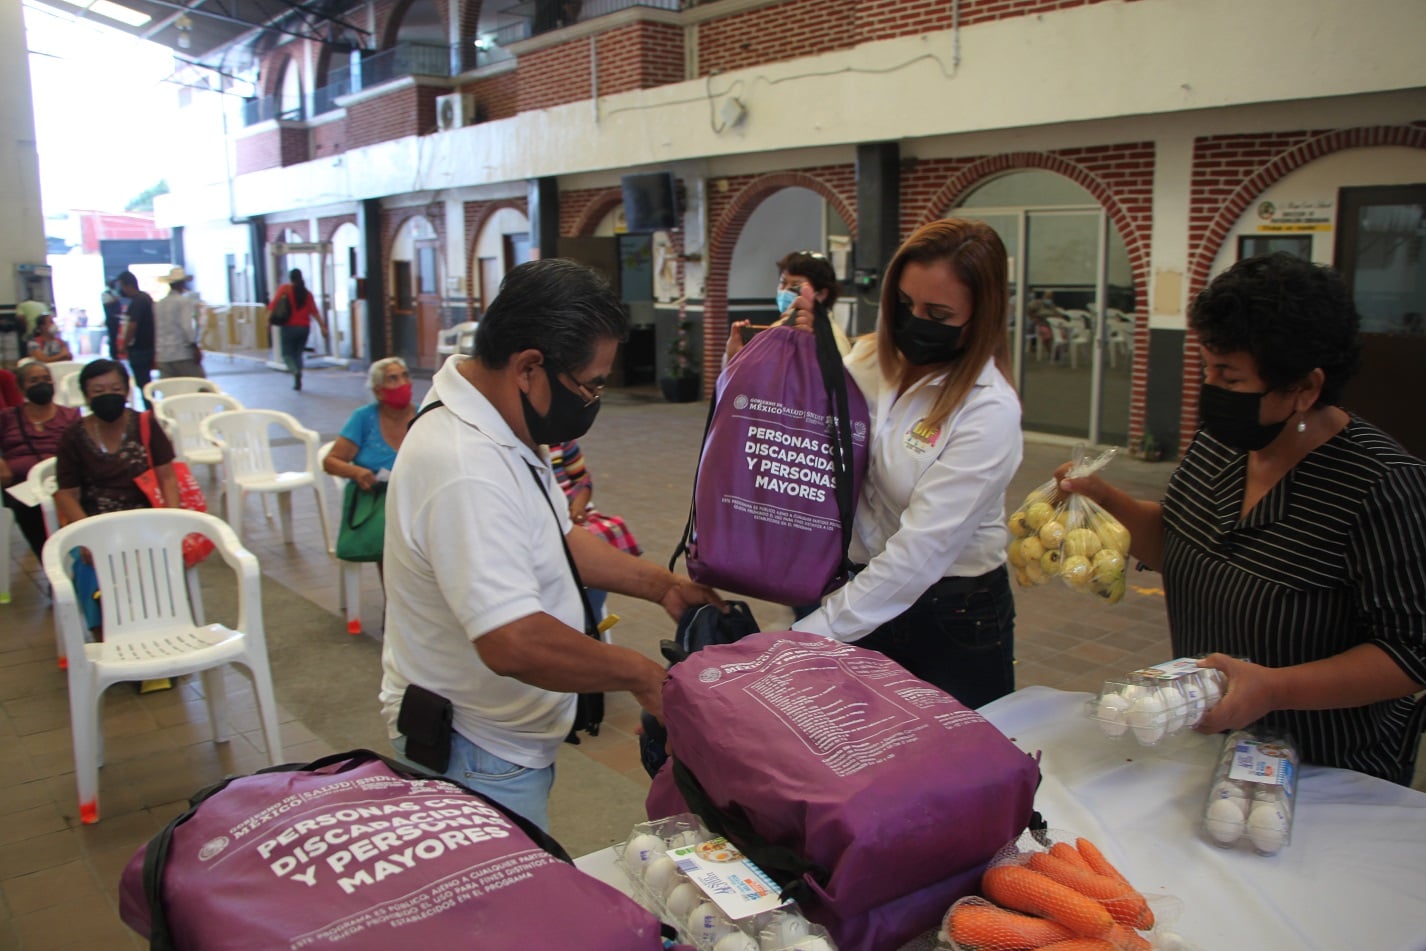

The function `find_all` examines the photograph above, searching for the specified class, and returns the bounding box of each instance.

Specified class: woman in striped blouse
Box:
[1061,254,1426,784]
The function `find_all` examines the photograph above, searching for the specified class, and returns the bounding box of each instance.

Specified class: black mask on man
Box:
[25,382,55,406]
[521,362,600,444]
[89,393,128,423]
[892,301,964,365]
[1198,383,1291,452]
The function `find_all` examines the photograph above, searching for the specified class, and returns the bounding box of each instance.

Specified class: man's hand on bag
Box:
[630,658,668,723]
[658,574,726,622]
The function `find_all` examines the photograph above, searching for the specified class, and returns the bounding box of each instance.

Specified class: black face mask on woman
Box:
[521,362,601,444]
[25,382,55,406]
[89,393,128,423]
[1197,383,1292,452]
[892,301,964,365]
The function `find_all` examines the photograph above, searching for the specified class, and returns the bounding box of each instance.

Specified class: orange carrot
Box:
[981,865,1115,939]
[1037,941,1117,951]
[1076,837,1155,930]
[1026,853,1151,930]
[1050,841,1093,871]
[944,901,1076,950]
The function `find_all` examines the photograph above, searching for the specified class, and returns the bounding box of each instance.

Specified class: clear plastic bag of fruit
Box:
[1005,477,1068,587]
[1054,447,1131,602]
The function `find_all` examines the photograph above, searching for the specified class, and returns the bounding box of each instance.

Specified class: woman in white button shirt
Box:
[788,218,1023,708]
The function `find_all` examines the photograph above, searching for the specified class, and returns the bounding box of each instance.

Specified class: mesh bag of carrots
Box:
[939,830,1187,951]
[1006,447,1131,604]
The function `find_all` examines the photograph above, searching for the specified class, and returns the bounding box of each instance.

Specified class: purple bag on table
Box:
[647,631,1041,951]
[119,750,670,950]
[670,311,869,606]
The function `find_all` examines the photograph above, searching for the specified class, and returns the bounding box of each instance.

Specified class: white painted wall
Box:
[729,187,823,301]
[2,0,49,304]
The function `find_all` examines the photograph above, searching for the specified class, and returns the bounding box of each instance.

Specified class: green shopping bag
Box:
[336,482,386,562]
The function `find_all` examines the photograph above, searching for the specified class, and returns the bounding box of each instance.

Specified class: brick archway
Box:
[464,198,529,314]
[568,188,626,238]
[921,150,1153,445]
[1176,123,1426,452]
[702,171,858,389]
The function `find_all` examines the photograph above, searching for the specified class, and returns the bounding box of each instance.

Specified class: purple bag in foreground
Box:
[672,322,869,606]
[647,631,1041,951]
[120,750,668,950]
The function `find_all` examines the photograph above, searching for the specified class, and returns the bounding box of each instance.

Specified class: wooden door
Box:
[415,241,442,370]
[390,260,416,362]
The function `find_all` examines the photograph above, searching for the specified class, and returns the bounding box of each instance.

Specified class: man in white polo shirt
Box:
[379,258,722,830]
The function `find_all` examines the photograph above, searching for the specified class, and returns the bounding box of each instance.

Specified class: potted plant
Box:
[1133,432,1166,462]
[660,319,701,402]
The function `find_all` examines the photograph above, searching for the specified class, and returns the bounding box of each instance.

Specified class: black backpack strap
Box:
[810,301,858,585]
[668,390,718,572]
[671,758,829,906]
[141,750,574,949]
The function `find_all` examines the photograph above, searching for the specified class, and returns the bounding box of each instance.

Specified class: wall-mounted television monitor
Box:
[621,172,679,233]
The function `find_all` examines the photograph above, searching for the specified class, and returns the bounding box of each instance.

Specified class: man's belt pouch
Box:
[397,683,453,773]
[646,631,1041,951]
[119,750,672,950]
[670,306,869,606]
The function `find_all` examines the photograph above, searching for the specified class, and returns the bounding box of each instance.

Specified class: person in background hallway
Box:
[269,268,329,391]
[154,266,206,380]
[548,438,642,619]
[0,360,82,558]
[117,272,156,409]
[102,278,124,361]
[26,311,72,364]
[786,218,1024,710]
[1058,253,1426,785]
[378,258,723,830]
[724,249,851,366]
[324,356,415,575]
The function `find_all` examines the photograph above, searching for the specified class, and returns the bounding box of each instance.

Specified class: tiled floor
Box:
[0,349,1316,948]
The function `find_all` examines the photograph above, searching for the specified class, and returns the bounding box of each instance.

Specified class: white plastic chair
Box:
[435,320,479,359]
[319,440,368,636]
[143,376,220,405]
[321,441,396,636]
[27,456,60,536]
[1045,316,1092,369]
[155,392,246,483]
[49,360,89,408]
[201,409,332,551]
[40,508,285,824]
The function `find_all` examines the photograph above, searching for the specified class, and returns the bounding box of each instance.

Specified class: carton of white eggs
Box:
[618,817,837,950]
[1199,729,1298,855]
[1087,659,1227,746]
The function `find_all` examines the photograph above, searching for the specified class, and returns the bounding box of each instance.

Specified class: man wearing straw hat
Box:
[154,265,206,381]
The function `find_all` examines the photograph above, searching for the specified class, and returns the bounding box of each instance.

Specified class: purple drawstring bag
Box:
[670,311,869,606]
[646,631,1041,951]
[119,750,670,950]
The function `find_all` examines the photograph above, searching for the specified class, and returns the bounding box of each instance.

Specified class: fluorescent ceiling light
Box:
[52,0,153,27]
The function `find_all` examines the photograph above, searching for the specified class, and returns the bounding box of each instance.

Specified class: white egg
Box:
[626,832,666,869]
[1204,796,1247,844]
[665,881,703,921]
[688,902,736,944]
[644,855,679,894]
[1200,669,1223,708]
[1159,683,1188,733]
[714,933,760,951]
[758,913,810,949]
[668,828,704,849]
[1128,692,1167,745]
[1096,692,1131,737]
[1180,679,1206,728]
[1208,780,1252,817]
[1247,801,1290,854]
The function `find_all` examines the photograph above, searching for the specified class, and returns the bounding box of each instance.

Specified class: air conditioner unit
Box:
[436,93,476,132]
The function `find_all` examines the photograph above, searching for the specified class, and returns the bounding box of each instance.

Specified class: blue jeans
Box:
[393,731,555,831]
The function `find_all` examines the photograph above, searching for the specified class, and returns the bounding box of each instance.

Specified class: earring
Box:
[1296,419,1307,433]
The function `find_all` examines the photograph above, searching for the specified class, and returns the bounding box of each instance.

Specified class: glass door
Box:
[1336,184,1426,457]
